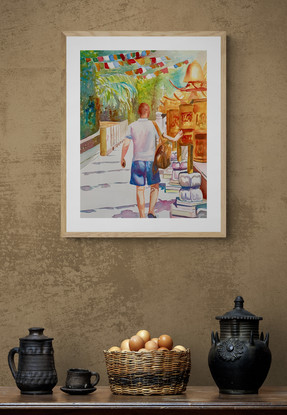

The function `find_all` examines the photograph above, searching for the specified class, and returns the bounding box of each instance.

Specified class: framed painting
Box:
[61,31,226,237]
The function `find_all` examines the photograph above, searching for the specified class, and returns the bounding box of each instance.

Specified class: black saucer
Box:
[60,386,96,395]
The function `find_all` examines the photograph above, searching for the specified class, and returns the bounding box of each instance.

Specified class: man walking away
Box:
[121,103,160,218]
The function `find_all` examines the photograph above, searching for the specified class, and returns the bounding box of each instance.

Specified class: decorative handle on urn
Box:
[8,347,20,379]
[90,372,100,387]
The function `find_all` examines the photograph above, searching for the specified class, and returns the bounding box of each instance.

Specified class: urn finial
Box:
[234,296,244,309]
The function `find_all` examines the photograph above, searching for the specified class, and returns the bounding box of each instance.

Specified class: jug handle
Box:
[8,347,20,379]
[90,372,100,387]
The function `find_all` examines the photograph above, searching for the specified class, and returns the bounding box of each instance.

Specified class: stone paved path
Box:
[80,143,177,218]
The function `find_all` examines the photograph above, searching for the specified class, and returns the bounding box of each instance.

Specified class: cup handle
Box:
[8,347,20,379]
[90,372,100,387]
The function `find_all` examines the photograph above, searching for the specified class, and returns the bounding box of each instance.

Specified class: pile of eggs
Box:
[108,330,187,353]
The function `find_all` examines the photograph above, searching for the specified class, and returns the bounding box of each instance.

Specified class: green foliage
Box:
[136,75,167,119]
[95,73,137,112]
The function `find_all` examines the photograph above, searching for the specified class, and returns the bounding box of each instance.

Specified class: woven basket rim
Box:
[104,348,190,354]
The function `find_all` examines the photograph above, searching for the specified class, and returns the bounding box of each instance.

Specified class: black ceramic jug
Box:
[208,296,271,394]
[8,327,58,394]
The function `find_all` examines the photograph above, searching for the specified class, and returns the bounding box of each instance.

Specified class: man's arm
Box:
[121,138,131,167]
[162,130,183,142]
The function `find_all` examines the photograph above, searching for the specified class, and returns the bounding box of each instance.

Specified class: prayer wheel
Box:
[166,109,180,138]
[179,103,195,130]
[193,99,207,131]
[178,104,195,173]
[193,132,207,163]
[178,129,193,146]
[176,130,194,173]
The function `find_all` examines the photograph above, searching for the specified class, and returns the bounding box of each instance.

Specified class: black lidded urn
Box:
[8,327,58,394]
[208,296,271,394]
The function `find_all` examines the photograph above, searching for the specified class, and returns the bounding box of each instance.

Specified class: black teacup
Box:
[66,368,100,389]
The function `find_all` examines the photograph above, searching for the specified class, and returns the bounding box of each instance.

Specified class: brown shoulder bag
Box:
[152,121,172,173]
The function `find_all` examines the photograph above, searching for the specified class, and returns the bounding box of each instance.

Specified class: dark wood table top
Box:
[1,386,287,414]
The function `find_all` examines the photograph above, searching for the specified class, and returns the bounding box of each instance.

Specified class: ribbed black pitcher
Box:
[208,296,271,394]
[8,327,58,394]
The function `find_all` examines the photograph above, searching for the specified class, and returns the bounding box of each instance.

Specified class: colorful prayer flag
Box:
[136,57,145,65]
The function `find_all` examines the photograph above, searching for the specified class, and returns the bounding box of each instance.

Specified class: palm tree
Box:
[94,73,137,122]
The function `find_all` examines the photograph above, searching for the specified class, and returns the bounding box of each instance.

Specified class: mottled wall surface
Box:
[1,0,287,387]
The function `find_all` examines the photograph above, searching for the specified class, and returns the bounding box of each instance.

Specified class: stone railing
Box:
[100,120,128,156]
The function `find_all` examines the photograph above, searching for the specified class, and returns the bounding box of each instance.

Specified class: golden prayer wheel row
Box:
[176,130,207,163]
[166,99,207,163]
[166,100,207,136]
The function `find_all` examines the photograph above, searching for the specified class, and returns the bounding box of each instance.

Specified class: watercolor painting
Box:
[80,49,207,219]
[63,32,225,236]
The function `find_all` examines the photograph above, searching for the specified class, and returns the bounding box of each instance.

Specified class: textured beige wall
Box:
[1,0,287,388]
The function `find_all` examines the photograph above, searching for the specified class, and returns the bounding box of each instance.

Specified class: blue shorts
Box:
[130,161,160,186]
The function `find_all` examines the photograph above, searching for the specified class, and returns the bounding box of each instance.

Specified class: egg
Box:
[136,330,150,343]
[129,335,145,351]
[108,346,121,352]
[145,340,158,351]
[158,347,169,351]
[173,345,187,352]
[151,337,158,347]
[139,348,149,352]
[158,334,173,350]
[121,339,130,351]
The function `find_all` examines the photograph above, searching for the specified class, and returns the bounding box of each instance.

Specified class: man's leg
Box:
[148,183,159,216]
[136,186,145,218]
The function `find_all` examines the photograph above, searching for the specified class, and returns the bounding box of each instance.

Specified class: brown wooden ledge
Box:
[0,386,287,414]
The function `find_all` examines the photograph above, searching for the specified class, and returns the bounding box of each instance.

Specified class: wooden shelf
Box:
[0,386,287,414]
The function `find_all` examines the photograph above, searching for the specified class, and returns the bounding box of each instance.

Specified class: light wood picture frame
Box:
[62,31,226,238]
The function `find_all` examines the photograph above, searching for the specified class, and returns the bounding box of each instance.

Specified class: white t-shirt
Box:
[125,118,159,162]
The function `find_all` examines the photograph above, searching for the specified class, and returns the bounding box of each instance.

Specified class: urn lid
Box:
[20,327,53,341]
[216,296,263,321]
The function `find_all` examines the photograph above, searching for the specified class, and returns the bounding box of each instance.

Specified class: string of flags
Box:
[92,59,189,78]
[84,50,189,79]
[131,60,189,78]
[89,56,173,69]
[87,50,170,62]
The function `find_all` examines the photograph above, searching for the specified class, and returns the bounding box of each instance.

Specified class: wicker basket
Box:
[104,349,191,395]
